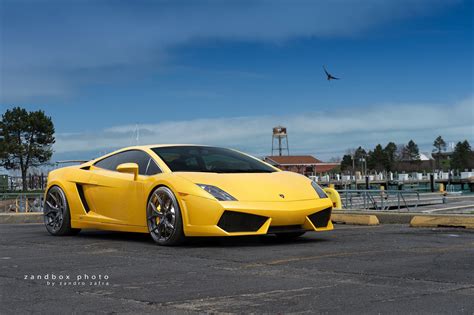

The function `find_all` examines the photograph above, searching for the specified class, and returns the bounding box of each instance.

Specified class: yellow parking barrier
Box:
[323,187,341,209]
[439,183,445,192]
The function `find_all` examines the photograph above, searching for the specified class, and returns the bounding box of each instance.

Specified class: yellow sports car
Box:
[44,145,333,245]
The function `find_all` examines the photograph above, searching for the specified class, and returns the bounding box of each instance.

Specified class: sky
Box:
[0,0,473,163]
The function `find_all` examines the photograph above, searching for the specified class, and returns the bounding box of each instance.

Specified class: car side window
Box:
[145,159,161,175]
[94,154,119,171]
[94,150,161,175]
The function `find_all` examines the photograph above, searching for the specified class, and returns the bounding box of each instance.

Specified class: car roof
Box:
[123,144,218,150]
[85,144,217,165]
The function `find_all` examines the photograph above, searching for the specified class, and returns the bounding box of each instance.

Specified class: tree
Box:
[340,154,353,172]
[0,107,55,191]
[433,136,446,153]
[354,146,367,161]
[402,140,420,161]
[383,142,397,171]
[433,135,447,169]
[451,140,472,170]
[367,144,387,172]
[354,146,367,173]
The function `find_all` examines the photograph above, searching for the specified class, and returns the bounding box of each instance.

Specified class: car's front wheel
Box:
[147,186,185,246]
[44,185,81,236]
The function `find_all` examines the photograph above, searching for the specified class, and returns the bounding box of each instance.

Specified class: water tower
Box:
[271,126,289,156]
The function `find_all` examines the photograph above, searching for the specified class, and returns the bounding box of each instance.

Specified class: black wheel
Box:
[275,232,306,239]
[44,186,81,236]
[147,186,185,246]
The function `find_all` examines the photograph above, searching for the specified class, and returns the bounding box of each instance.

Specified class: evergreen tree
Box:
[433,136,446,153]
[367,144,387,172]
[403,140,420,161]
[451,140,472,170]
[433,135,447,169]
[340,154,353,172]
[383,142,397,171]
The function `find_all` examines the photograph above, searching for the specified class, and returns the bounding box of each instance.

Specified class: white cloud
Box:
[54,96,474,160]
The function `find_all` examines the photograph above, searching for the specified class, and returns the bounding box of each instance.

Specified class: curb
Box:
[410,215,474,229]
[331,213,379,226]
[0,213,43,224]
[333,210,411,224]
[332,210,474,227]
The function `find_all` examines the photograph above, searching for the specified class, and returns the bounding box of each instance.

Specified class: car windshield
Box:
[152,146,276,173]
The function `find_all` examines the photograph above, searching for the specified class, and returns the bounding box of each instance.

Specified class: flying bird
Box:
[323,66,340,81]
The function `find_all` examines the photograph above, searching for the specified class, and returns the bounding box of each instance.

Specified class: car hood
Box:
[175,171,318,202]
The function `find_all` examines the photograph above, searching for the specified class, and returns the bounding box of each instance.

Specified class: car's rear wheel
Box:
[44,186,81,236]
[275,232,306,239]
[147,186,185,246]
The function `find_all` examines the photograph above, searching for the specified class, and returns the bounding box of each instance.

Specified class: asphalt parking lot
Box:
[0,224,473,314]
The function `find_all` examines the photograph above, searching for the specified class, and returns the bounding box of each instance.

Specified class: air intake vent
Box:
[308,207,332,228]
[217,211,267,232]
[76,184,90,213]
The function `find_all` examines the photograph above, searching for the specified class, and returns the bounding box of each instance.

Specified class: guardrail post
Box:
[397,192,401,211]
[380,186,384,210]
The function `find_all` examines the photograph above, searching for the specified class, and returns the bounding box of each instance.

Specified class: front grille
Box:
[217,211,268,232]
[267,225,305,234]
[308,207,332,228]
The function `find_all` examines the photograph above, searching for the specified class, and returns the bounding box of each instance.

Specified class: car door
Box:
[86,150,161,226]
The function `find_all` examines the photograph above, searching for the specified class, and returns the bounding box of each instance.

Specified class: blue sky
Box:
[1,0,473,162]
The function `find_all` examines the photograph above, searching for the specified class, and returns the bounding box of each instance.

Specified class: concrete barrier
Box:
[410,215,474,229]
[0,213,43,224]
[331,213,379,225]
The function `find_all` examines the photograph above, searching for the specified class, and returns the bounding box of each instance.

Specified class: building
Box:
[264,155,339,176]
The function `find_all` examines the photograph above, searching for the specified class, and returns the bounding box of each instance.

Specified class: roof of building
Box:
[419,152,434,161]
[315,163,340,172]
[265,155,322,165]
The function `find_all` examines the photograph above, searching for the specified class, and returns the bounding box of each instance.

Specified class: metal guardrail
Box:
[339,189,420,211]
[0,193,44,213]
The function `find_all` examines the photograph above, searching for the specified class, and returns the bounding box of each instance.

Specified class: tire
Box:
[44,185,81,236]
[147,186,185,246]
[275,232,306,239]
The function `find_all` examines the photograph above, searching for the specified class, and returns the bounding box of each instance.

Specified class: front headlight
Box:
[311,181,328,198]
[196,184,237,201]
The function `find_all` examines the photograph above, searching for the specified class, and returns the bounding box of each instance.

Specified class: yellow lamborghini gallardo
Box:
[44,145,333,245]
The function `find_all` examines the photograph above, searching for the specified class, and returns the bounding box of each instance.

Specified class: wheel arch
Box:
[146,184,188,227]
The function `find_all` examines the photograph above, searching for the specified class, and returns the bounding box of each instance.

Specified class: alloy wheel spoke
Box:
[49,192,60,208]
[151,220,163,235]
[46,200,59,210]
[44,209,56,216]
[165,199,172,211]
[165,221,174,231]
[154,193,166,210]
[48,215,60,227]
[148,202,164,221]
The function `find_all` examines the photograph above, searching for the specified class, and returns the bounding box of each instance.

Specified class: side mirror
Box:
[116,163,139,180]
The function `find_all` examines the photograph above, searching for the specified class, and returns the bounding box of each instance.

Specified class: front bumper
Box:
[179,195,334,237]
